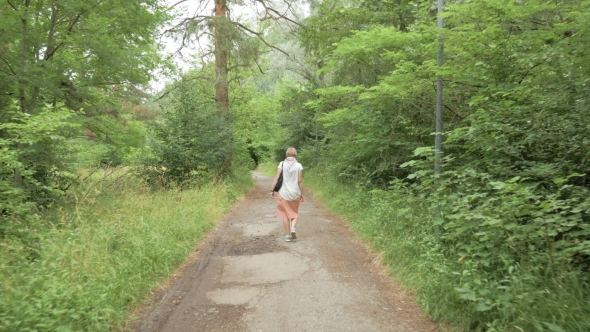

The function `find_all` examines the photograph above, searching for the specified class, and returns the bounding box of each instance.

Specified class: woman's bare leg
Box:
[290,218,298,239]
[282,218,290,235]
[290,217,298,230]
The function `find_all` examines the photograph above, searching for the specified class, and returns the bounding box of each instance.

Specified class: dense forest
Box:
[1,0,589,330]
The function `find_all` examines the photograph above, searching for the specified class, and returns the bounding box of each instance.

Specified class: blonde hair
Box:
[286,147,297,157]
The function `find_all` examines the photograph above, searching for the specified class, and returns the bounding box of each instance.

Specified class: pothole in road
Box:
[241,222,278,236]
[221,252,310,285]
[229,235,284,256]
[206,286,261,306]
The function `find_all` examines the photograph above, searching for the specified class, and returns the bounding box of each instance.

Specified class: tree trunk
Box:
[214,0,229,118]
[214,0,232,167]
[86,128,96,141]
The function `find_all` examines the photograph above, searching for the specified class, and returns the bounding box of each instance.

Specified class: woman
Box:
[270,147,304,242]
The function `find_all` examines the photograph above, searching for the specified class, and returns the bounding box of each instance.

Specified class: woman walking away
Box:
[270,147,304,242]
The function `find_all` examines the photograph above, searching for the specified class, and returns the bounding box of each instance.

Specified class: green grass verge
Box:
[256,160,278,177]
[0,169,254,332]
[304,168,590,332]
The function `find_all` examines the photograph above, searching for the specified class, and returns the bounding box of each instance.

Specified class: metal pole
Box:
[315,115,319,166]
[434,0,444,174]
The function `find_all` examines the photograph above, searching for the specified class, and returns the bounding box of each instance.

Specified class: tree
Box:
[0,0,168,211]
[162,0,303,164]
[0,0,167,114]
[276,0,590,328]
[146,79,231,184]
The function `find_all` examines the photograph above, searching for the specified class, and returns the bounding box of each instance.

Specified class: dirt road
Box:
[132,172,439,332]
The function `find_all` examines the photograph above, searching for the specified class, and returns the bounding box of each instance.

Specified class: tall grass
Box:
[303,168,590,332]
[256,160,279,177]
[0,168,253,331]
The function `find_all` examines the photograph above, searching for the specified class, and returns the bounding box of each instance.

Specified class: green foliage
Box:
[292,0,443,185]
[0,102,77,234]
[271,85,319,163]
[231,86,284,165]
[0,0,167,114]
[275,0,590,330]
[0,0,169,232]
[141,82,232,185]
[305,168,590,331]
[0,168,253,331]
[397,153,590,330]
[257,160,280,177]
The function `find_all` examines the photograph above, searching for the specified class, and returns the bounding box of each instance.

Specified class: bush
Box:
[305,165,590,331]
[0,102,78,244]
[0,168,254,331]
[140,82,232,186]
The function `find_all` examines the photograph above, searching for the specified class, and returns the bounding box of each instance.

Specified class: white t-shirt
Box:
[278,160,303,201]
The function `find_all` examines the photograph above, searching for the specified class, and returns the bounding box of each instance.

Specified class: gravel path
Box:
[132,172,439,332]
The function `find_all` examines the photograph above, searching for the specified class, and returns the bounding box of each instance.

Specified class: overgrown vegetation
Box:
[1,0,273,329]
[302,167,589,332]
[0,168,253,331]
[267,0,590,330]
[3,0,588,329]
[139,81,232,186]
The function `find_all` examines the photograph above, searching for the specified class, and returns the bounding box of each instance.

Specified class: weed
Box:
[304,169,590,332]
[257,160,279,177]
[0,167,254,331]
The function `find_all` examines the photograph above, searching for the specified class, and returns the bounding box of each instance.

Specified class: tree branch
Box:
[152,71,214,101]
[6,0,17,10]
[0,55,17,75]
[444,104,464,120]
[253,58,264,74]
[227,63,250,72]
[170,0,190,8]
[232,22,289,56]
[256,0,303,28]
[518,62,544,84]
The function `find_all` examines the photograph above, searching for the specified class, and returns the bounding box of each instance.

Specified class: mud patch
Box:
[191,305,245,332]
[228,236,283,256]
[207,286,261,306]
[241,222,278,236]
[221,252,310,285]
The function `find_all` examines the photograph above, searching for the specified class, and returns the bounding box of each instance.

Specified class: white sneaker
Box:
[285,235,291,242]
[290,228,297,240]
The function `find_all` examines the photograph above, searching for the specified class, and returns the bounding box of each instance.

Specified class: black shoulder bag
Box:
[272,160,285,192]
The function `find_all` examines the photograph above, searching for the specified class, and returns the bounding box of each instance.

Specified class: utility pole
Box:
[317,61,325,167]
[315,119,319,166]
[434,0,444,174]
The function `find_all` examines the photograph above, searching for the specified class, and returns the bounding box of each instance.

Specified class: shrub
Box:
[140,83,232,186]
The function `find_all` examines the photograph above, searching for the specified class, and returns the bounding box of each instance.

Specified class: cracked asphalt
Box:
[131,172,439,332]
